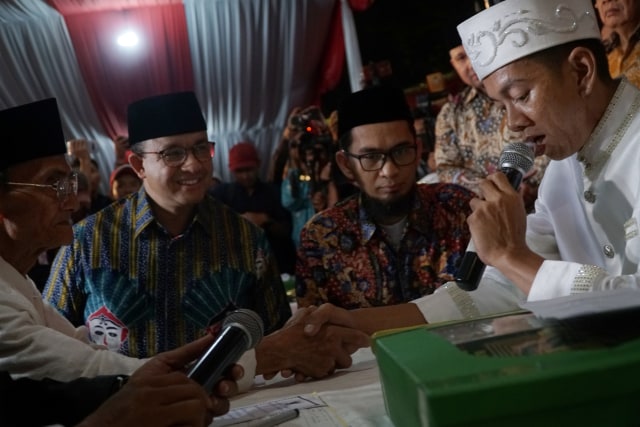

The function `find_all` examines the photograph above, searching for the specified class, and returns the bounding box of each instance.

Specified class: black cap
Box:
[337,86,412,139]
[0,98,66,170]
[127,91,206,146]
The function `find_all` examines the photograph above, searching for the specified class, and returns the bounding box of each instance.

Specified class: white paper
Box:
[520,288,640,319]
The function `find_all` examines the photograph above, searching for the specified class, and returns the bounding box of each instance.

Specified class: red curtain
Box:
[51,2,194,139]
[313,0,374,104]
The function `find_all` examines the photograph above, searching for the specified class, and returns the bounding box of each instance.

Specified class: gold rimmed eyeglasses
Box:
[6,172,78,202]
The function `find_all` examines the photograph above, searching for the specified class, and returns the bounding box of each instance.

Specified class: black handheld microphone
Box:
[455,142,535,292]
[187,308,264,394]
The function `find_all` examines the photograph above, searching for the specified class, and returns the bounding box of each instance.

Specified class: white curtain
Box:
[184,0,335,181]
[0,0,337,185]
[0,0,114,194]
[340,0,363,93]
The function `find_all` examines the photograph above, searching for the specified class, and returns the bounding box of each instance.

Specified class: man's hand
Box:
[255,311,370,382]
[468,172,528,267]
[77,335,242,427]
[468,172,543,294]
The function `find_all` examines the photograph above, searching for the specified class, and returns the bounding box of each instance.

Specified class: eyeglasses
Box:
[137,141,215,167]
[6,172,78,202]
[342,144,417,171]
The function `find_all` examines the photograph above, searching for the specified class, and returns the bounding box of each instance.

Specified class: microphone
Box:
[455,142,535,292]
[187,308,264,394]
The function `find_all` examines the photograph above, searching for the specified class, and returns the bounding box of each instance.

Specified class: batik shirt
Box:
[606,29,640,89]
[295,183,474,309]
[44,188,291,358]
[435,86,548,195]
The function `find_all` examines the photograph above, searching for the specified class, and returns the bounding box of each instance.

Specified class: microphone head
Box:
[223,309,264,349]
[499,143,535,175]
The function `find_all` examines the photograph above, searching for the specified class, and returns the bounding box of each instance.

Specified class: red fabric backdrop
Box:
[50,1,194,139]
[313,0,373,105]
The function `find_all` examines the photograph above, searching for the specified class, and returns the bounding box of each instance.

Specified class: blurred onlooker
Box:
[109,164,141,200]
[66,138,111,213]
[595,0,640,88]
[326,109,359,205]
[211,141,296,274]
[87,158,112,213]
[267,107,303,188]
[72,171,93,223]
[434,41,548,212]
[112,135,131,168]
[413,108,438,184]
[281,106,334,246]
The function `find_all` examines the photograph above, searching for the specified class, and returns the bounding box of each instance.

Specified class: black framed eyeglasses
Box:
[342,144,417,171]
[6,171,78,202]
[137,141,215,167]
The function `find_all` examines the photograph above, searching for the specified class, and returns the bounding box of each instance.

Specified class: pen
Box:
[247,408,300,427]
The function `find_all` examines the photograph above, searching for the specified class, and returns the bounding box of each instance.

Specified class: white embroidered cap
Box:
[457,0,600,80]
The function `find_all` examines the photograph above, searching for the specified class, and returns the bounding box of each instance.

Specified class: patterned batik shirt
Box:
[434,86,548,195]
[295,183,474,309]
[606,29,640,89]
[43,187,291,358]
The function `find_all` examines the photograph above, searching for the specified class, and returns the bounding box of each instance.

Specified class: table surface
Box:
[216,348,395,426]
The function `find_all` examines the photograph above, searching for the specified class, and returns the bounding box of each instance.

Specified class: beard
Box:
[361,185,416,224]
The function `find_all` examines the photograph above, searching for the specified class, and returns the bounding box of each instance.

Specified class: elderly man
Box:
[295,85,475,309]
[44,91,368,382]
[297,0,640,336]
[0,99,239,425]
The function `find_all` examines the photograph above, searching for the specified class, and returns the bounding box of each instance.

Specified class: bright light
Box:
[117,31,139,47]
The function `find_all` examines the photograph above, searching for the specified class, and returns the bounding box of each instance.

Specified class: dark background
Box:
[320,0,492,114]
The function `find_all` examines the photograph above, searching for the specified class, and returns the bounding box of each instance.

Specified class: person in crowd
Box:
[413,108,439,184]
[295,85,475,309]
[43,91,369,382]
[71,171,93,223]
[0,336,239,427]
[434,36,549,213]
[595,0,640,87]
[290,0,640,338]
[326,109,359,205]
[281,106,334,246]
[109,163,141,200]
[211,141,296,275]
[267,106,302,188]
[67,138,112,213]
[112,134,131,168]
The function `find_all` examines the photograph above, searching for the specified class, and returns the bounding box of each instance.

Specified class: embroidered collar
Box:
[577,79,640,182]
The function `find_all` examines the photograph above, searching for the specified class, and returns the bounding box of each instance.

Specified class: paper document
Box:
[520,288,640,319]
[212,394,328,426]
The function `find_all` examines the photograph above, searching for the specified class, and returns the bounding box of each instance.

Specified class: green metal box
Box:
[373,312,640,427]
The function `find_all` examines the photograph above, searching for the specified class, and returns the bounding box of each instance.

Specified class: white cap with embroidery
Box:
[457,0,601,80]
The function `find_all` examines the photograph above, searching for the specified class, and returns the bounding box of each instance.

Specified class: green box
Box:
[373,313,640,427]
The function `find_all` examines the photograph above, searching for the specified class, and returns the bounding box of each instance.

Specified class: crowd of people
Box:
[2,0,640,425]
